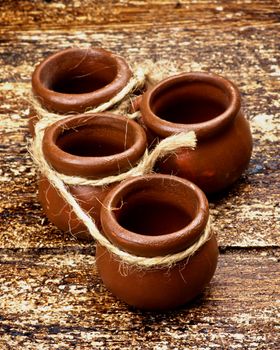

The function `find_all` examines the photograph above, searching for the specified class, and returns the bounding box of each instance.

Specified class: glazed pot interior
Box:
[39,50,118,94]
[150,79,231,124]
[55,118,139,158]
[113,178,201,237]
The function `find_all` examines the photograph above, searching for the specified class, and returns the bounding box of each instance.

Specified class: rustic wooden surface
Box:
[0,1,279,349]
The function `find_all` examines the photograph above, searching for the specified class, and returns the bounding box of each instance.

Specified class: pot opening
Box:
[114,179,199,236]
[118,198,191,236]
[151,80,230,124]
[40,50,118,94]
[56,123,134,157]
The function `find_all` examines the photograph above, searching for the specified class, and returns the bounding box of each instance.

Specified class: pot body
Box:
[39,113,147,240]
[96,236,218,310]
[140,72,253,194]
[97,174,219,310]
[157,111,252,193]
[30,47,132,135]
[39,176,115,240]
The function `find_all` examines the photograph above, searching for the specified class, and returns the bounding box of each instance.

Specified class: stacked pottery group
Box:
[31,47,253,310]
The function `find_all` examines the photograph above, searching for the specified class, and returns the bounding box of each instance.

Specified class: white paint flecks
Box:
[251,114,279,142]
[270,65,280,78]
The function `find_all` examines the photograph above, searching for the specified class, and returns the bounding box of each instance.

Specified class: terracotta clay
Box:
[30,47,132,134]
[140,72,253,194]
[96,174,218,310]
[39,113,147,240]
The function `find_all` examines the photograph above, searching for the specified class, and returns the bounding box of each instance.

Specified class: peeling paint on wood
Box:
[0,0,279,31]
[0,0,279,349]
[0,249,279,349]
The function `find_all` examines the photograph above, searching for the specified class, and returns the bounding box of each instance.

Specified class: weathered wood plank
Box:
[0,24,279,248]
[0,0,279,31]
[0,249,279,349]
[0,1,279,349]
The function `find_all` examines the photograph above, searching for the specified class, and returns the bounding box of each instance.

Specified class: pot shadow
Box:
[207,172,253,206]
[125,287,213,322]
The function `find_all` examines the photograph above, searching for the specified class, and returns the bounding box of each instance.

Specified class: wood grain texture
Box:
[0,26,279,248]
[0,0,279,30]
[0,0,279,348]
[0,249,279,349]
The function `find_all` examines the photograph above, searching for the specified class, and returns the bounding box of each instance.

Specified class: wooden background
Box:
[0,1,279,349]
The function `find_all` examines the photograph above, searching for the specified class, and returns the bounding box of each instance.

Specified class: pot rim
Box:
[100,174,209,258]
[32,47,132,113]
[141,71,241,139]
[42,112,147,178]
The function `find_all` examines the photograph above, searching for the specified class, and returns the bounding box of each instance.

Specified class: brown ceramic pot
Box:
[140,72,253,194]
[96,174,218,310]
[39,113,147,240]
[30,47,132,134]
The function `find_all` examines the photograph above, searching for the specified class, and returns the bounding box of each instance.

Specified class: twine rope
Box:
[31,61,213,268]
[30,65,147,124]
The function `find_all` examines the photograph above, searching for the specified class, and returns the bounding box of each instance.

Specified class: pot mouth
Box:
[141,72,241,139]
[42,113,147,178]
[101,174,209,257]
[32,47,132,113]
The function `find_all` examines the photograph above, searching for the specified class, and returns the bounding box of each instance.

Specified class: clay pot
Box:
[30,47,132,134]
[140,72,253,194]
[39,113,147,240]
[96,174,218,310]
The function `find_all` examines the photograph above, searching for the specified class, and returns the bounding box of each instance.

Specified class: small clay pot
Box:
[30,47,132,134]
[39,113,147,240]
[140,72,253,194]
[96,174,218,310]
